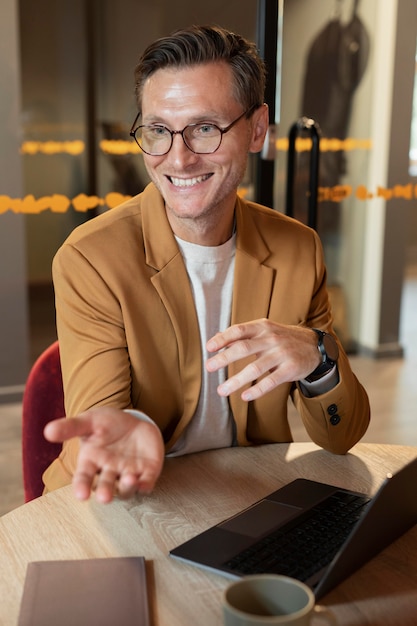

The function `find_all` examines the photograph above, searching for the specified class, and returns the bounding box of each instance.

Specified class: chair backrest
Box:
[22,341,64,501]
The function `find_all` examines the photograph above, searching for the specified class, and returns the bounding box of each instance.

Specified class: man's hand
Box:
[206,320,321,401]
[44,407,164,503]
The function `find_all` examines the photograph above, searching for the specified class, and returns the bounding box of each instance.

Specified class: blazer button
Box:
[327,403,338,416]
[330,414,341,426]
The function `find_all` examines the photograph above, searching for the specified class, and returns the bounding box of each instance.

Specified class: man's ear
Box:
[249,103,270,153]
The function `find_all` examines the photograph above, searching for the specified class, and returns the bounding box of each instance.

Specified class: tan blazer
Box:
[43,183,370,491]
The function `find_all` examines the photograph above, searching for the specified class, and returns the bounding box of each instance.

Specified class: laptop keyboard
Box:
[223,490,371,583]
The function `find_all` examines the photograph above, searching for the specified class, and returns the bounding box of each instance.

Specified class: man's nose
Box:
[168,132,199,165]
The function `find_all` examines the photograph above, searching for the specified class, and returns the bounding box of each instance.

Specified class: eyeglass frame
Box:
[129,104,259,156]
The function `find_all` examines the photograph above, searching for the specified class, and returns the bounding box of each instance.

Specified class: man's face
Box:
[140,61,266,238]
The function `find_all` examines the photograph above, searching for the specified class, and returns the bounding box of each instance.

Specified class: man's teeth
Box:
[170,175,209,187]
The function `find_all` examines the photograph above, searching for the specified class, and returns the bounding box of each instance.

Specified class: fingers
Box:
[206,320,319,401]
[94,466,120,503]
[207,335,268,373]
[217,357,291,401]
[73,452,163,504]
[206,321,283,385]
[118,472,141,499]
[207,350,283,402]
[44,415,93,443]
[72,471,97,502]
[207,321,261,353]
[206,324,266,375]
[72,465,155,503]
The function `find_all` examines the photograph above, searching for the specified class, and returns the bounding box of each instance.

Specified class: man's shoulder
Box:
[64,194,144,245]
[239,196,315,237]
[60,182,164,249]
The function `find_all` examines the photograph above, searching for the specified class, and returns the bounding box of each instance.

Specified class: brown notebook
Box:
[18,556,150,626]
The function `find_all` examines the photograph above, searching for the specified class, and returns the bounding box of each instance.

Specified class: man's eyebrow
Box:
[140,116,167,126]
[142,112,226,126]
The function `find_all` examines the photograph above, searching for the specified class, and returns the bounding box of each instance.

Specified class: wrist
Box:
[304,329,339,383]
[299,363,339,397]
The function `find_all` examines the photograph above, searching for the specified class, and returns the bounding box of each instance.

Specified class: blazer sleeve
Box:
[52,242,133,417]
[293,350,370,454]
[43,242,135,493]
[292,231,370,454]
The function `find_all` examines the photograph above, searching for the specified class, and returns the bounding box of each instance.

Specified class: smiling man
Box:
[135,61,264,246]
[43,25,370,503]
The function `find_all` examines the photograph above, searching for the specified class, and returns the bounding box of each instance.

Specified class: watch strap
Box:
[305,328,338,382]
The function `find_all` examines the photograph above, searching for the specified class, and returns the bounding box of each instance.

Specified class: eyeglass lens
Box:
[137,122,222,156]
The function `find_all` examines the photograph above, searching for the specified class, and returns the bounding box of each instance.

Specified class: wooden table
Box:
[1,442,417,626]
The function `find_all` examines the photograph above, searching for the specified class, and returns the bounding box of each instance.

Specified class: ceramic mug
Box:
[223,575,338,626]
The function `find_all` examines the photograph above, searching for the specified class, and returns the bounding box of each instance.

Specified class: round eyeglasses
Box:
[129,106,257,156]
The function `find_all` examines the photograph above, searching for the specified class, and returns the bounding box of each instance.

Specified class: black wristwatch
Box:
[305,329,339,383]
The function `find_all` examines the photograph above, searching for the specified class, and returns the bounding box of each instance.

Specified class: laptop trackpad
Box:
[219,500,302,539]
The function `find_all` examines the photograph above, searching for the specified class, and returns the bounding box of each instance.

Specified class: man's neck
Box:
[166,206,236,246]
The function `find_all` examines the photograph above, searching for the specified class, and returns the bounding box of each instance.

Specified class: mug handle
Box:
[312,605,338,625]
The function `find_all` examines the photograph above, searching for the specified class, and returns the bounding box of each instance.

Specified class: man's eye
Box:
[151,126,169,137]
[194,123,218,136]
[143,126,169,138]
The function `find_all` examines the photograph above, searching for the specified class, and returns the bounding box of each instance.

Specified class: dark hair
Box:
[134,25,266,114]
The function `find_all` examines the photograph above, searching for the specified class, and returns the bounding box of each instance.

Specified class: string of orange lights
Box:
[2,136,412,213]
[19,137,372,156]
[1,183,416,215]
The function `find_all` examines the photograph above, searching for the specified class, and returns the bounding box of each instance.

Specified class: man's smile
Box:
[168,173,213,188]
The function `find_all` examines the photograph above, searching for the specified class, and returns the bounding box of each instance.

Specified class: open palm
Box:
[44,407,165,503]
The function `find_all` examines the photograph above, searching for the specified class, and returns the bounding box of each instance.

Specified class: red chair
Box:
[22,341,64,501]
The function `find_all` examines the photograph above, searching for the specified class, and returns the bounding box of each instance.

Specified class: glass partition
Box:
[409,39,417,176]
[17,0,258,360]
[276,0,376,350]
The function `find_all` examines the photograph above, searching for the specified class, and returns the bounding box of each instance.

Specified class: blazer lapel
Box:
[141,185,202,426]
[229,197,275,443]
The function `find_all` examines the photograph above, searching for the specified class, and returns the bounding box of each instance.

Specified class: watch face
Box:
[323,333,339,362]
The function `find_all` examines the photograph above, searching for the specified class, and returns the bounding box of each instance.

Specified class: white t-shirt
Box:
[168,233,236,455]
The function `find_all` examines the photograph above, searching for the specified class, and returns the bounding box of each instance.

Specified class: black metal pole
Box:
[255,0,278,208]
[286,117,321,230]
[85,0,97,200]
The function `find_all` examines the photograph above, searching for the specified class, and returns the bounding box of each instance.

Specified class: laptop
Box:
[170,455,417,600]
